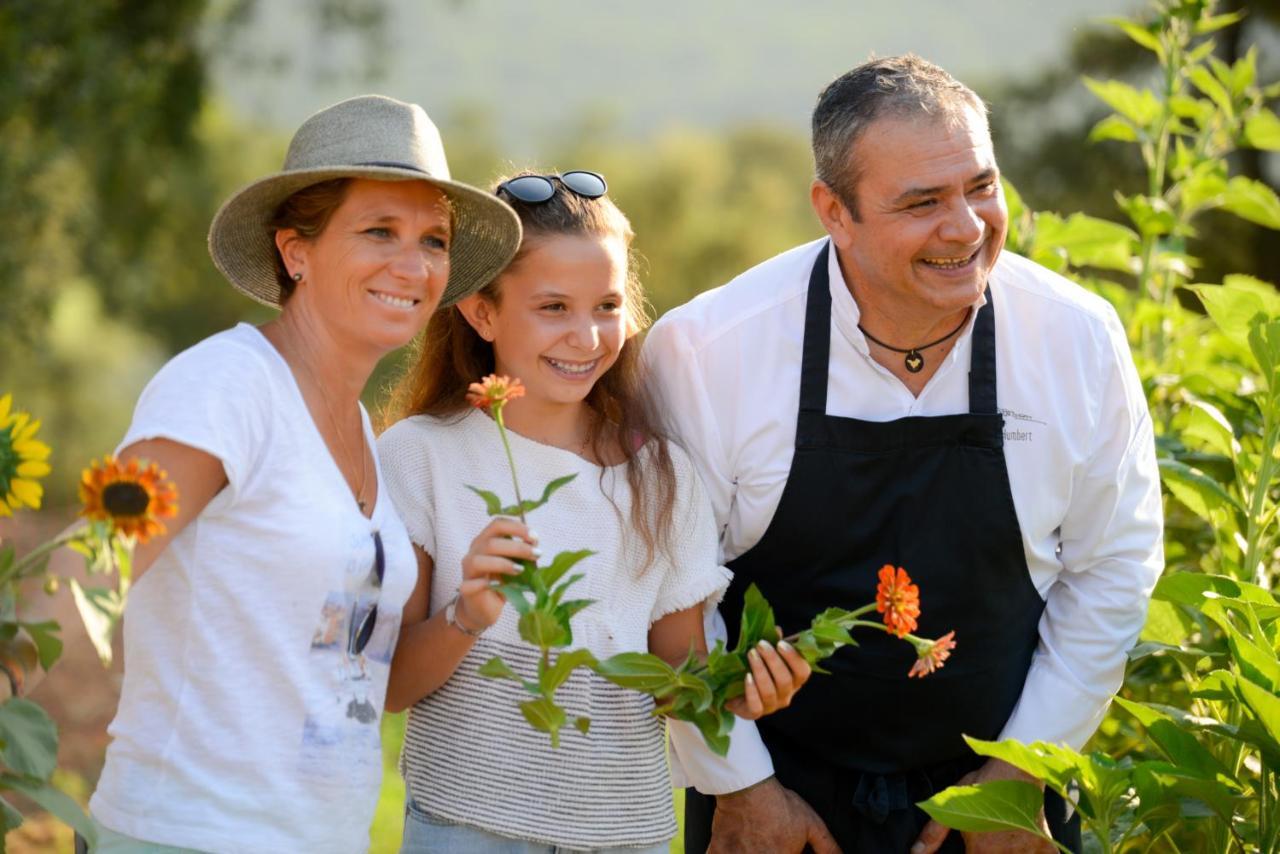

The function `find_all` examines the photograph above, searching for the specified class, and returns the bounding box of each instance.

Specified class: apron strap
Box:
[798,240,1001,418]
[968,290,998,415]
[798,241,833,416]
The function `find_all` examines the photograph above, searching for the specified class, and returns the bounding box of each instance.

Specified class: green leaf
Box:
[1115,193,1175,238]
[0,699,58,780]
[1139,598,1195,646]
[1191,670,1240,702]
[1220,177,1280,229]
[1132,761,1242,824]
[17,621,62,672]
[1126,641,1217,666]
[1188,65,1233,118]
[732,584,777,655]
[542,648,597,693]
[1180,400,1239,459]
[1159,458,1243,523]
[0,793,22,831]
[1244,109,1280,151]
[684,706,733,756]
[1154,572,1277,610]
[1187,283,1269,347]
[69,579,125,666]
[1104,17,1162,54]
[517,609,570,648]
[554,599,594,625]
[594,652,679,692]
[1248,320,1280,392]
[464,485,504,516]
[1029,212,1138,273]
[0,546,13,579]
[539,549,593,590]
[1192,10,1246,35]
[1083,77,1161,127]
[573,716,590,735]
[477,656,524,683]
[2,775,97,841]
[511,474,578,516]
[1089,115,1139,144]
[1220,617,1280,693]
[1237,677,1280,751]
[672,671,715,713]
[1113,698,1231,780]
[519,697,567,748]
[962,737,1077,793]
[917,779,1050,837]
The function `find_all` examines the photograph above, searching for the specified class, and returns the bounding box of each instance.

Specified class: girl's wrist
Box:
[445,593,486,637]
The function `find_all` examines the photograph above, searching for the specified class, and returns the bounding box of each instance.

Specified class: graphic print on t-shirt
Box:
[297,529,400,780]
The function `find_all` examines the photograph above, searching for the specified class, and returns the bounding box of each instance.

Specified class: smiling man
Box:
[646,55,1164,853]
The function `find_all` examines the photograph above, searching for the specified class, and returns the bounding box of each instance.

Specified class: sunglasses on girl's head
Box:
[496,170,608,204]
[348,530,385,657]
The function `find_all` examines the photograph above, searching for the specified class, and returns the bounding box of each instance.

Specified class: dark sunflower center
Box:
[102,482,150,516]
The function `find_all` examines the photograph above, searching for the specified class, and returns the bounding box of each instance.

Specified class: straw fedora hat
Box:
[208,95,521,308]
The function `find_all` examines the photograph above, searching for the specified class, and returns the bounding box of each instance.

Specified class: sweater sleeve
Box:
[376,419,438,557]
[649,447,733,625]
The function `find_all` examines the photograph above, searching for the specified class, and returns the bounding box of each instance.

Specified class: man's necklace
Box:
[858,307,973,374]
[288,338,369,512]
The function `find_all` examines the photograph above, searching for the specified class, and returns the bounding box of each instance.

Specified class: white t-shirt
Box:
[643,240,1164,786]
[378,409,733,848]
[90,323,416,854]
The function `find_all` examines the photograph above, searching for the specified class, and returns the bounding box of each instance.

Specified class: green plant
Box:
[463,374,958,754]
[921,1,1280,850]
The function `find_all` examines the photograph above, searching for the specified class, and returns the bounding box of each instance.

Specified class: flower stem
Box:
[7,530,82,581]
[493,403,528,526]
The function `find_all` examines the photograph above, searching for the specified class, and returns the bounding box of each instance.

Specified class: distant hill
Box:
[213,0,1139,157]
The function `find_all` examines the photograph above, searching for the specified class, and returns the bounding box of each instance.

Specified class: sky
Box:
[214,0,1141,156]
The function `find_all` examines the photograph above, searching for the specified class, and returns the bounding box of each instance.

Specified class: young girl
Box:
[378,171,811,852]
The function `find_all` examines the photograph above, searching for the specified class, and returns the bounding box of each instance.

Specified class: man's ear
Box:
[810,180,857,252]
[275,228,310,281]
[455,293,497,342]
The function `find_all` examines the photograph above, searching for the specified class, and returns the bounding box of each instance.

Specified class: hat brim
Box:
[208,165,521,309]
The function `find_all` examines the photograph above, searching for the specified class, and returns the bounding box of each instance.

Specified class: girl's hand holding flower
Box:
[455,517,539,633]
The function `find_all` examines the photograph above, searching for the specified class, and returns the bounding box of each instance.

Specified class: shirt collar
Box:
[826,240,990,362]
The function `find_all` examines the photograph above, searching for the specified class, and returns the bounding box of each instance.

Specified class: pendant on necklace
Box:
[904,351,924,373]
[358,499,367,512]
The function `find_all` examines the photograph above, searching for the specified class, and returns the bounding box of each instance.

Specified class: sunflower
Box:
[875,564,921,639]
[466,375,526,411]
[0,394,52,517]
[80,456,179,543]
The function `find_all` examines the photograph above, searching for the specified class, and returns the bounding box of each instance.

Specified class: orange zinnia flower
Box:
[908,630,957,678]
[466,375,526,410]
[80,456,179,544]
[875,564,920,638]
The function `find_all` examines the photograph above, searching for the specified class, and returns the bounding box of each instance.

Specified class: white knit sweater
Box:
[378,408,731,849]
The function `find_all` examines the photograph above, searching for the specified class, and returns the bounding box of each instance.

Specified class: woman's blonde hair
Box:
[386,172,677,565]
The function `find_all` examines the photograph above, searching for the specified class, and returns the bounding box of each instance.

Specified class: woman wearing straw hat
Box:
[85,95,520,853]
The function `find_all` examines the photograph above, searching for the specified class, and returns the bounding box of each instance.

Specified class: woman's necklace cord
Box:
[282,329,369,512]
[858,307,973,374]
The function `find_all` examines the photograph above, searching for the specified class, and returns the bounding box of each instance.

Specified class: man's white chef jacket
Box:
[652,238,1164,794]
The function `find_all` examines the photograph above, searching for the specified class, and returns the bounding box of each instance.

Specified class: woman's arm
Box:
[649,605,813,720]
[385,518,536,713]
[118,439,229,581]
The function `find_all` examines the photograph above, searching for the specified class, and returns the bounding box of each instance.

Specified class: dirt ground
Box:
[1,510,122,853]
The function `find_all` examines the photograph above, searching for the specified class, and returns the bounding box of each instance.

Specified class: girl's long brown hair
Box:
[385,172,678,566]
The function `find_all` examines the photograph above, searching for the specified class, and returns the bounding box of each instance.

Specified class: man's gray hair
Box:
[812,54,988,219]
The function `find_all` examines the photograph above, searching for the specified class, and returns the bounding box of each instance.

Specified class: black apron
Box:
[686,243,1079,853]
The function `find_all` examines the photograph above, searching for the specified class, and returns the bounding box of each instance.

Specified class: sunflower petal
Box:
[10,478,43,508]
[16,461,51,479]
[14,418,41,442]
[0,394,11,424]
[14,440,51,461]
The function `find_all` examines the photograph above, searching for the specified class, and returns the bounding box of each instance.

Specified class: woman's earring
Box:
[292,272,303,282]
